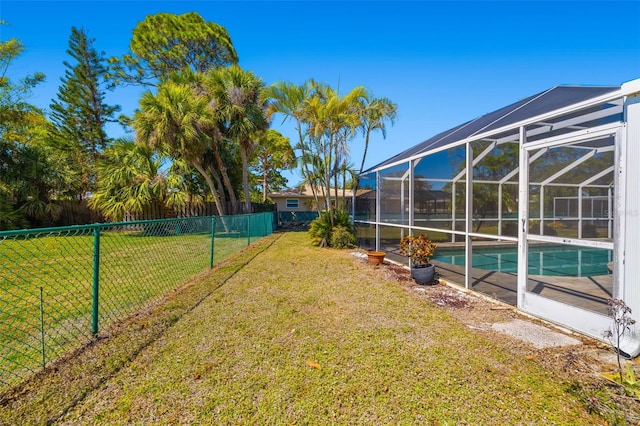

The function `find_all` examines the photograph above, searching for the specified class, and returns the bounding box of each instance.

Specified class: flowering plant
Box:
[399,234,437,266]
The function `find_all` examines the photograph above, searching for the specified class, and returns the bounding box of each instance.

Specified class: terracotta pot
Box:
[367,251,386,265]
[411,264,436,284]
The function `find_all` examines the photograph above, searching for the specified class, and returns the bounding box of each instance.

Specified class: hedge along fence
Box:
[0,212,275,394]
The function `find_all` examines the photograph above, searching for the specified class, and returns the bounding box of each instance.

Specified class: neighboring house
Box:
[269,185,365,212]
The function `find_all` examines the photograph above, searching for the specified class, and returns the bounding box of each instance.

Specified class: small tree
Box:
[251,129,295,202]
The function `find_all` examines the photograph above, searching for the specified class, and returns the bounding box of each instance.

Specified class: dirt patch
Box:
[381,261,414,283]
[377,260,517,324]
[428,290,472,309]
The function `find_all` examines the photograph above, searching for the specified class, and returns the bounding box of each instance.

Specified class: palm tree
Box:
[264,79,391,238]
[357,96,398,175]
[339,161,359,209]
[304,82,366,221]
[302,87,333,214]
[207,66,268,213]
[134,80,227,215]
[298,151,325,211]
[163,158,207,215]
[330,87,366,208]
[166,70,239,214]
[262,81,322,211]
[88,138,167,221]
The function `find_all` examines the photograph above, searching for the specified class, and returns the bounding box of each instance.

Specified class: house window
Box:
[286,199,299,209]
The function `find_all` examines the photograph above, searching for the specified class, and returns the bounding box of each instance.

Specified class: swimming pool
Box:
[433,244,613,277]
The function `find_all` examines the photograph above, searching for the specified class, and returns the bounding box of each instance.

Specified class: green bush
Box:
[330,226,356,249]
[308,213,331,246]
[309,209,353,247]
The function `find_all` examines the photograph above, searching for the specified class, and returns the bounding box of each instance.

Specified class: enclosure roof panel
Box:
[363,85,619,174]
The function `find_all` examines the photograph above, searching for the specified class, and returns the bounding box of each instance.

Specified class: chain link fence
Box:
[276,211,320,229]
[0,212,274,394]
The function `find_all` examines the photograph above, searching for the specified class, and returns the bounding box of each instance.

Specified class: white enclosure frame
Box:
[519,126,620,344]
[355,78,640,356]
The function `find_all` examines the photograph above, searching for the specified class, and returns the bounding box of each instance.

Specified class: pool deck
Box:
[384,244,613,315]
[431,259,612,314]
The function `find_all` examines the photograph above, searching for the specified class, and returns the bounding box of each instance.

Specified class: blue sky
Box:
[2,1,639,185]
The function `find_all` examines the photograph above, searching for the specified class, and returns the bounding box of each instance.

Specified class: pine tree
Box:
[49,26,120,198]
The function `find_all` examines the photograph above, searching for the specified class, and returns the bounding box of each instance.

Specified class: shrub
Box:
[308,212,331,246]
[308,209,353,247]
[330,226,356,249]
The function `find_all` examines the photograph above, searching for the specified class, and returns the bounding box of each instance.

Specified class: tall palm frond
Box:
[207,65,268,212]
[357,96,398,175]
[134,78,227,215]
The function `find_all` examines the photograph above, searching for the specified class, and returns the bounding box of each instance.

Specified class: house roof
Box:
[372,189,450,201]
[269,188,306,198]
[363,84,621,174]
[269,185,366,199]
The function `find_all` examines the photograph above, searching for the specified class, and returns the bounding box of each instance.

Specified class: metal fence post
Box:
[210,216,215,268]
[39,287,46,369]
[91,226,101,335]
[247,215,251,246]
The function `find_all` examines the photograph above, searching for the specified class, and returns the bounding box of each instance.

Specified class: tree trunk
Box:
[325,136,334,226]
[191,160,225,216]
[333,152,340,209]
[359,131,371,175]
[210,141,239,214]
[296,121,321,215]
[324,174,333,226]
[354,131,372,196]
[208,165,227,209]
[193,159,232,233]
[341,161,347,210]
[262,166,268,203]
[240,146,252,213]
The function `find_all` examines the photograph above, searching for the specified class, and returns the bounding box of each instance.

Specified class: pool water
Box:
[433,245,613,277]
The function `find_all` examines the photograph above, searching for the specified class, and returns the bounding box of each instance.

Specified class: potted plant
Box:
[366,250,386,265]
[399,233,437,284]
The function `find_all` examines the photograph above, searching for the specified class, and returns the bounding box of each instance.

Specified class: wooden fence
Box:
[53,200,274,227]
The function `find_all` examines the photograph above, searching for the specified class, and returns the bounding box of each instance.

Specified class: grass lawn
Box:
[0,231,613,424]
[0,229,251,392]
